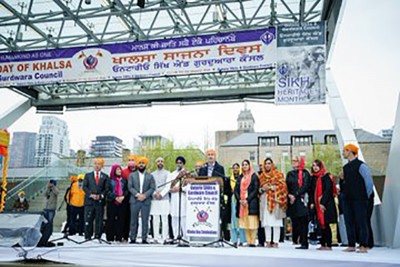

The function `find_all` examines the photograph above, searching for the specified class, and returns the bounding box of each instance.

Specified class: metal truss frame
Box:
[0,0,341,110]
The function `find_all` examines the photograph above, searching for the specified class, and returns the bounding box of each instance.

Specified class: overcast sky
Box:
[0,0,399,151]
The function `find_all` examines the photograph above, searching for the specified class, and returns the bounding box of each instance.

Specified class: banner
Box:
[186,183,220,239]
[275,22,326,105]
[0,28,276,87]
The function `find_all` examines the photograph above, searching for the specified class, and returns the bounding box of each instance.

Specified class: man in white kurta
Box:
[150,157,170,243]
[166,156,189,240]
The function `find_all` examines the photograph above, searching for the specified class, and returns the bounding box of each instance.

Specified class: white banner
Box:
[275,22,326,105]
[0,28,276,86]
[186,183,220,239]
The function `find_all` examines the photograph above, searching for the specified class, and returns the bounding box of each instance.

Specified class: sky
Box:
[0,0,399,152]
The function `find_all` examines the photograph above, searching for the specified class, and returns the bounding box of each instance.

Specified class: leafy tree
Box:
[137,140,205,173]
[311,144,342,177]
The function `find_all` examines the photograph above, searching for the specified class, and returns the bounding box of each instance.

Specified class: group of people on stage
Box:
[63,144,374,253]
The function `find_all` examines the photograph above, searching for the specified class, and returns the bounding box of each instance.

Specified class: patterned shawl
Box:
[259,163,288,213]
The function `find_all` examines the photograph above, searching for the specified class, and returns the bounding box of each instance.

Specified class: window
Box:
[249,151,255,161]
[260,137,277,147]
[325,135,338,145]
[292,136,312,146]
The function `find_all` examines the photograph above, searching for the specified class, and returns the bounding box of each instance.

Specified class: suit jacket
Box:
[106,177,129,203]
[83,171,109,206]
[199,161,231,223]
[128,171,156,205]
[286,169,311,218]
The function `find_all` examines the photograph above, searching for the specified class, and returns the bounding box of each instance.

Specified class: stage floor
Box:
[1,234,400,267]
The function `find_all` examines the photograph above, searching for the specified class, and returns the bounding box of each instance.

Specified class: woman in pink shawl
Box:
[105,164,129,242]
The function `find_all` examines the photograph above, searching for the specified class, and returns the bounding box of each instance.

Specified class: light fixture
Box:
[137,0,145,8]
[85,0,91,5]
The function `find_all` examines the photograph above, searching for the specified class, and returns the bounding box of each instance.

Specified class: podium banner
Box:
[186,183,220,239]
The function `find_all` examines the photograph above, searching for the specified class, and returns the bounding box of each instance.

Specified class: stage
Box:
[0,234,399,267]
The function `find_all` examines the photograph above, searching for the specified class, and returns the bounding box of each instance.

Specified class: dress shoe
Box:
[129,239,136,244]
[343,247,356,252]
[295,245,308,249]
[142,240,149,244]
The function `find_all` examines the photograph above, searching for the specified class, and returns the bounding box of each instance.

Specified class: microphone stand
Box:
[158,170,190,247]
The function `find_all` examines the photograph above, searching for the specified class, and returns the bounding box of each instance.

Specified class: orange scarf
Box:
[239,165,254,218]
[259,164,288,213]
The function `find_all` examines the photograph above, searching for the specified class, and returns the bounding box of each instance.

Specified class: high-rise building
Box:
[9,132,37,168]
[35,116,70,167]
[139,135,169,149]
[90,136,125,158]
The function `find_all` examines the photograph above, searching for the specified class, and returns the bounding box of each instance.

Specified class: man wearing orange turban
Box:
[128,156,156,244]
[342,143,374,253]
[199,148,231,241]
[83,158,109,240]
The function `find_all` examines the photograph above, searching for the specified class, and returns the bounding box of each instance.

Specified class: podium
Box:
[184,176,224,244]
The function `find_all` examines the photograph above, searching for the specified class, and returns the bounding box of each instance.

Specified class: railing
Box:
[5,159,86,211]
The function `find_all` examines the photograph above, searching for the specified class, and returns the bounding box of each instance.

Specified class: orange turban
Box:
[70,175,78,182]
[128,154,137,161]
[137,156,149,166]
[94,158,105,166]
[206,149,216,156]
[344,143,359,155]
[196,160,205,166]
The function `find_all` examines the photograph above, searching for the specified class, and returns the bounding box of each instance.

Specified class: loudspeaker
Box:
[137,0,145,8]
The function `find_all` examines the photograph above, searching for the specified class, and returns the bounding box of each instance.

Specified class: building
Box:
[90,136,125,158]
[35,116,70,167]
[380,127,393,140]
[216,109,391,177]
[215,107,255,154]
[9,132,37,168]
[139,135,169,149]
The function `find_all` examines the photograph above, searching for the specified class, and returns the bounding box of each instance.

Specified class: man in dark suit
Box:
[83,158,108,240]
[199,149,231,241]
[128,156,156,244]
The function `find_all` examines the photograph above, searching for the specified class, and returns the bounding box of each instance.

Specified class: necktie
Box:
[95,172,100,185]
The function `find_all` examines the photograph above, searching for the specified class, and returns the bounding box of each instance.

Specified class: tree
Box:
[137,140,205,172]
[311,144,342,177]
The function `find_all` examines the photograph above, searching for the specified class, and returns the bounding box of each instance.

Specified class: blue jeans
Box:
[43,209,56,225]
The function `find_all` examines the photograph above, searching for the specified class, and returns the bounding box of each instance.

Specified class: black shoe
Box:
[295,245,309,250]
[249,244,256,247]
[129,239,136,244]
[257,243,265,247]
[142,240,149,244]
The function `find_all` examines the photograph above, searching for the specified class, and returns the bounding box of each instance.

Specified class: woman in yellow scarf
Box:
[259,158,288,248]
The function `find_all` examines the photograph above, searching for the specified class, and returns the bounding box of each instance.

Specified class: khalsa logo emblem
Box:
[78,51,103,70]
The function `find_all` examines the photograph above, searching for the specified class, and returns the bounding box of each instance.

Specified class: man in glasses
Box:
[150,157,171,244]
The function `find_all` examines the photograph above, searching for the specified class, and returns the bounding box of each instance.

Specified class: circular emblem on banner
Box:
[278,63,289,76]
[83,55,98,70]
[260,30,275,45]
[196,210,209,222]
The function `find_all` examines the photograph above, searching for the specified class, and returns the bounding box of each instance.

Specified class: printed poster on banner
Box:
[186,183,220,239]
[0,28,276,87]
[275,22,326,105]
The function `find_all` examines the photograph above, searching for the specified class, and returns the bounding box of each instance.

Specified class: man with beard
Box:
[128,156,156,244]
[199,149,231,241]
[286,156,311,249]
[150,157,171,244]
[121,154,137,241]
[166,156,190,240]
